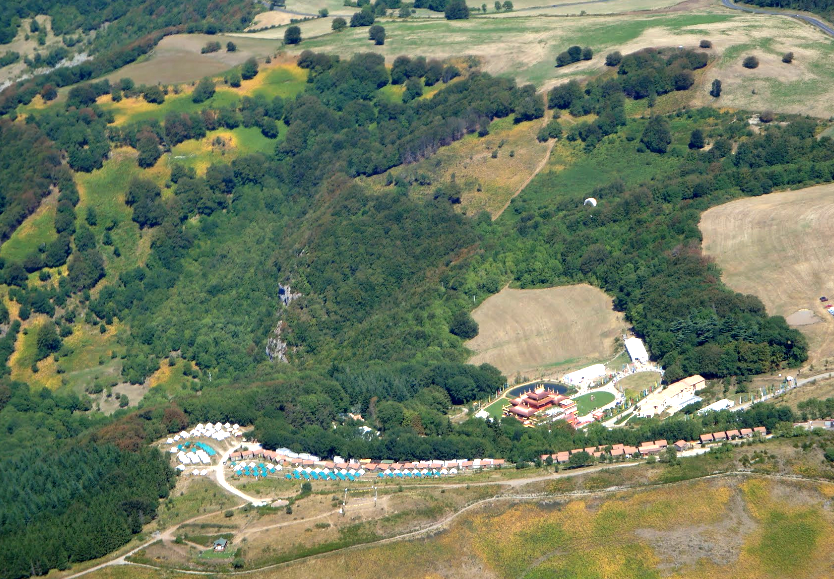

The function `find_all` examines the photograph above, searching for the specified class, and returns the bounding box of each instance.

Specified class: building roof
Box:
[624,337,649,363]
[700,433,714,442]
[214,538,228,547]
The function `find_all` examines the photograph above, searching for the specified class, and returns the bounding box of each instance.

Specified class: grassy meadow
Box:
[75,474,834,579]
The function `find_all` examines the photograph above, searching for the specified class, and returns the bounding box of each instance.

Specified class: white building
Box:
[636,375,706,418]
[562,364,607,387]
[624,337,649,364]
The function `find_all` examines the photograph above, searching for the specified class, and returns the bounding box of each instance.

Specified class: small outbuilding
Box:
[213,538,228,552]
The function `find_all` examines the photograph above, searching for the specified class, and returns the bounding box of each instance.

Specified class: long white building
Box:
[624,337,649,364]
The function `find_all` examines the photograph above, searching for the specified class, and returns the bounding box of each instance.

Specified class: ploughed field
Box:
[700,183,834,364]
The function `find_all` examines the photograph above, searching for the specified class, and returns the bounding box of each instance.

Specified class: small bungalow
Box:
[753,426,767,435]
[726,429,741,440]
[213,538,228,552]
[740,428,753,438]
[712,432,728,442]
[674,440,691,452]
[699,433,714,444]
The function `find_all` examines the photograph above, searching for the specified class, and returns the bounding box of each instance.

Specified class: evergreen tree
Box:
[710,78,722,98]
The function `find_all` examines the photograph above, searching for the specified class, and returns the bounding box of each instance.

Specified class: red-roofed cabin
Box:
[654,440,668,448]
[726,429,740,439]
[712,432,727,441]
[753,426,767,435]
[700,434,714,444]
[740,428,753,438]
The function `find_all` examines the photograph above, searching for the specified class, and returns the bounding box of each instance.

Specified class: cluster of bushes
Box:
[616,47,707,99]
[0,51,20,67]
[556,45,592,67]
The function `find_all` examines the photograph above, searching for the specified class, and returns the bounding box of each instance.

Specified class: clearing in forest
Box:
[466,284,626,377]
[700,183,834,365]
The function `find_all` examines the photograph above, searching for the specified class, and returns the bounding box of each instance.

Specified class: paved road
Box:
[214,445,271,506]
[720,0,834,37]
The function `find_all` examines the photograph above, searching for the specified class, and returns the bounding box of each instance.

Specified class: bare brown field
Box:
[103,35,278,86]
[701,184,834,365]
[466,284,626,377]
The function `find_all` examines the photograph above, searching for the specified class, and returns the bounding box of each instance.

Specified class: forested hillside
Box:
[0,382,176,579]
[1,44,833,577]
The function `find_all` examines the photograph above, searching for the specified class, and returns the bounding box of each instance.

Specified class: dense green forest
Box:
[0,382,176,579]
[741,0,834,20]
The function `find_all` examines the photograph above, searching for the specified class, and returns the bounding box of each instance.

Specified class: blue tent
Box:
[395,472,403,478]
[347,474,355,482]
[285,473,292,479]
[377,473,384,478]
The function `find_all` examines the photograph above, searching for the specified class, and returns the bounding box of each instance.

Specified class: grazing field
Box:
[700,183,834,365]
[276,8,834,117]
[79,475,834,579]
[466,284,626,377]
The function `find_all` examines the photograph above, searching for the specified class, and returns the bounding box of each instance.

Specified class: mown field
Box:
[466,284,626,378]
[700,183,834,365]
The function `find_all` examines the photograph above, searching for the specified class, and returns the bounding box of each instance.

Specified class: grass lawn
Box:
[572,391,615,415]
[484,397,508,418]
